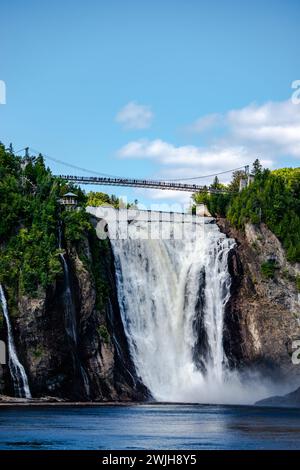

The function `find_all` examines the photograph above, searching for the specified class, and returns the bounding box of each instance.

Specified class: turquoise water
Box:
[0,404,300,450]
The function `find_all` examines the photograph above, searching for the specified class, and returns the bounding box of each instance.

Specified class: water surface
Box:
[0,404,300,450]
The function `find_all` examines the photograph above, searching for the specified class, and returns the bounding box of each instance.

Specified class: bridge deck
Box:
[57,175,228,193]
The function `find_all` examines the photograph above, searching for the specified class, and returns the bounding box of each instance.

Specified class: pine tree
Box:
[252,158,262,176]
[211,176,220,189]
[229,170,246,192]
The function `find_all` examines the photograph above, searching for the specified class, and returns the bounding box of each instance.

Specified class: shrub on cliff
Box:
[193,163,300,262]
[260,260,277,279]
[0,145,64,296]
[0,145,104,301]
[227,167,300,262]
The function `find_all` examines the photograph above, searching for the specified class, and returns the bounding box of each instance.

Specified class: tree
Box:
[211,176,221,190]
[86,191,118,207]
[227,167,300,262]
[229,170,246,192]
[192,163,300,262]
[252,158,263,176]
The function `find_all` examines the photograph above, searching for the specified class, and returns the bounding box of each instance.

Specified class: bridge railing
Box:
[57,175,229,193]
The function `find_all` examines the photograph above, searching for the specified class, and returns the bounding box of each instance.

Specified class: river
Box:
[0,404,300,450]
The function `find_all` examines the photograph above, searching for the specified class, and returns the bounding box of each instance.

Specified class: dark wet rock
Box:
[192,268,210,373]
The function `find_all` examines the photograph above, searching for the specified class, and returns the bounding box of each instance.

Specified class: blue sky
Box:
[1,0,300,207]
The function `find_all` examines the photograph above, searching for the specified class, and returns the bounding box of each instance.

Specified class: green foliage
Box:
[192,162,300,262]
[260,260,277,279]
[86,191,120,208]
[32,347,44,359]
[62,206,111,311]
[227,167,300,262]
[98,324,110,343]
[192,190,232,217]
[211,176,222,190]
[252,158,263,176]
[228,170,247,192]
[0,144,64,296]
[79,227,110,311]
[0,145,111,310]
[62,209,91,244]
[86,191,137,209]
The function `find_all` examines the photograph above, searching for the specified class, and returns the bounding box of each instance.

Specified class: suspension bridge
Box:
[18,147,249,194]
[57,175,229,193]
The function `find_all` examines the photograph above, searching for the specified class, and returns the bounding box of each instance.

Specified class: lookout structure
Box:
[60,192,78,211]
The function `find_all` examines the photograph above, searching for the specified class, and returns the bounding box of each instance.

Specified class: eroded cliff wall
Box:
[0,231,148,401]
[219,219,300,385]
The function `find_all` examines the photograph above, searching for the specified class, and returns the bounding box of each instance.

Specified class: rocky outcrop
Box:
[0,232,149,401]
[256,385,300,408]
[219,219,300,386]
[0,365,5,394]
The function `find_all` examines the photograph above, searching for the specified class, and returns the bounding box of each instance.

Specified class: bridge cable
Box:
[162,165,248,181]
[29,147,125,178]
[27,146,250,183]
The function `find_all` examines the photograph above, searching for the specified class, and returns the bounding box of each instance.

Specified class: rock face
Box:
[218,219,300,386]
[256,386,300,408]
[0,232,149,401]
[0,325,7,394]
[0,365,5,394]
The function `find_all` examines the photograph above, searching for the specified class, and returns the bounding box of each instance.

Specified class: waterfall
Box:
[109,214,238,403]
[58,226,90,398]
[58,226,78,343]
[0,285,31,399]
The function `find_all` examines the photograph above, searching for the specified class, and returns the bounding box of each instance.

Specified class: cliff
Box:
[218,218,300,387]
[0,230,149,401]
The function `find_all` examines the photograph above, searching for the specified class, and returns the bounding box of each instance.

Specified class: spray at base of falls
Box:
[0,284,31,398]
[58,227,90,398]
[109,216,273,404]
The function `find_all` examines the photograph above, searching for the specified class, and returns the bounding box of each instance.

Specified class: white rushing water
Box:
[0,284,31,398]
[108,214,272,404]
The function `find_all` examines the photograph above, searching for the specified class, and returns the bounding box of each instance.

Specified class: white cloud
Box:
[115,101,153,130]
[116,99,300,202]
[118,139,271,173]
[227,101,300,158]
[187,100,300,159]
[118,141,273,203]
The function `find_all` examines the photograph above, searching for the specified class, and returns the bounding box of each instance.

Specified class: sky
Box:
[1,0,300,208]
